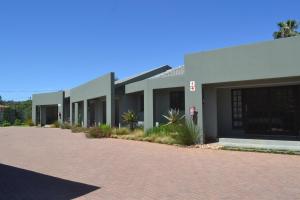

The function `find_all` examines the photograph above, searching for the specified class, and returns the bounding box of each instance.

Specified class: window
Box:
[232,89,243,129]
[140,95,144,112]
[170,91,184,110]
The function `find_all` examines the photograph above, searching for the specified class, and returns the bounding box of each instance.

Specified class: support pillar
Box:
[83,99,88,128]
[144,89,153,131]
[39,105,42,126]
[74,103,78,125]
[70,102,73,125]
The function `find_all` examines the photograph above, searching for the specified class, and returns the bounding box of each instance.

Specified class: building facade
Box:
[32,37,300,142]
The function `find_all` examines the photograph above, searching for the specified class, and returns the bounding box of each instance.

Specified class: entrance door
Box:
[242,85,300,136]
[45,105,58,124]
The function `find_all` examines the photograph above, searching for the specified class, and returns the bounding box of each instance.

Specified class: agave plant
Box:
[122,110,138,130]
[162,109,185,125]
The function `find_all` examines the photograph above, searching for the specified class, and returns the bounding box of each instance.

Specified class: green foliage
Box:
[14,119,22,126]
[162,109,184,125]
[273,19,299,39]
[3,107,14,124]
[85,124,112,138]
[176,119,201,145]
[1,120,11,127]
[99,124,112,134]
[146,119,202,146]
[86,127,103,138]
[122,110,137,130]
[146,124,179,136]
[1,100,32,124]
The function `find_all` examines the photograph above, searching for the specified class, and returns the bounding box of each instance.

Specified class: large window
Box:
[170,91,184,110]
[232,89,243,129]
[140,95,144,112]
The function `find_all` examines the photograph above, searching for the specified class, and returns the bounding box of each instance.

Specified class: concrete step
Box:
[218,138,300,151]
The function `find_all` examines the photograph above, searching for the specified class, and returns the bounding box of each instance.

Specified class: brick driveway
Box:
[0,127,299,200]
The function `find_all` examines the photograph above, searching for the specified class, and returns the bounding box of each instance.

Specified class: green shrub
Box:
[176,119,201,145]
[14,119,22,126]
[99,124,112,135]
[86,126,112,138]
[60,122,71,129]
[146,124,180,136]
[86,127,105,138]
[2,120,11,127]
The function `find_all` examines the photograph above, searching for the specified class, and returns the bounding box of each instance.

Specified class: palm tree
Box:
[273,20,299,39]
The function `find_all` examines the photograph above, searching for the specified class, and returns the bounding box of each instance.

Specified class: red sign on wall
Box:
[190,81,196,92]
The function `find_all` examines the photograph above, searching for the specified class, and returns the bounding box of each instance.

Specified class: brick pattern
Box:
[0,127,299,200]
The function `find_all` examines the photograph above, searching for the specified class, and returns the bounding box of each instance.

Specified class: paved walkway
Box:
[0,127,299,200]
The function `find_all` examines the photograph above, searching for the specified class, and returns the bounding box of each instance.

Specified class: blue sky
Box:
[0,0,299,100]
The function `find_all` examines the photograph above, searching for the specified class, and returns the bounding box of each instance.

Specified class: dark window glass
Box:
[140,95,144,112]
[170,91,184,110]
[232,89,243,129]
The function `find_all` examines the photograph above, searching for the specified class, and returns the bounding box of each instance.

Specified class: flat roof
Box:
[115,65,172,86]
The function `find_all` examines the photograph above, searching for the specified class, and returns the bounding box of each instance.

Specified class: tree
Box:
[273,20,299,39]
[0,96,2,104]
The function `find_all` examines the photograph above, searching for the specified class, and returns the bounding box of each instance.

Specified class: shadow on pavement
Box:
[0,163,100,200]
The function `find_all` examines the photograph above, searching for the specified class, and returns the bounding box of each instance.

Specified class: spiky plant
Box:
[273,20,299,39]
[162,109,185,125]
[177,119,202,145]
[122,110,138,131]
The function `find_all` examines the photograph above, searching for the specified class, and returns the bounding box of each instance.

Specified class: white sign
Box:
[190,81,196,92]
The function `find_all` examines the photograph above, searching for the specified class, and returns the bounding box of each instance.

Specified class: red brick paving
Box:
[0,127,299,200]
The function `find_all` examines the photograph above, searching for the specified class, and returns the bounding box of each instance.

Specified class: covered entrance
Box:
[232,85,300,137]
[35,105,58,126]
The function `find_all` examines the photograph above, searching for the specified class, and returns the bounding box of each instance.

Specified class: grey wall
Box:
[126,75,185,130]
[185,37,300,142]
[70,73,115,127]
[202,86,218,139]
[154,90,170,124]
[153,88,185,125]
[32,91,64,125]
[117,93,144,125]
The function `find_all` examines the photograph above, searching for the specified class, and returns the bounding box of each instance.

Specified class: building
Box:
[32,36,300,143]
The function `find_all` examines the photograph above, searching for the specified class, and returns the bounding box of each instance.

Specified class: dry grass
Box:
[111,129,177,145]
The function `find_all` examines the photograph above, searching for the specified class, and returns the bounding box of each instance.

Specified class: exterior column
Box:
[32,104,36,125]
[185,83,204,144]
[39,105,42,126]
[144,89,153,131]
[70,102,73,125]
[197,86,204,144]
[83,99,88,128]
[106,95,115,126]
[202,86,218,140]
[106,73,115,126]
[58,103,63,124]
[74,103,78,125]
